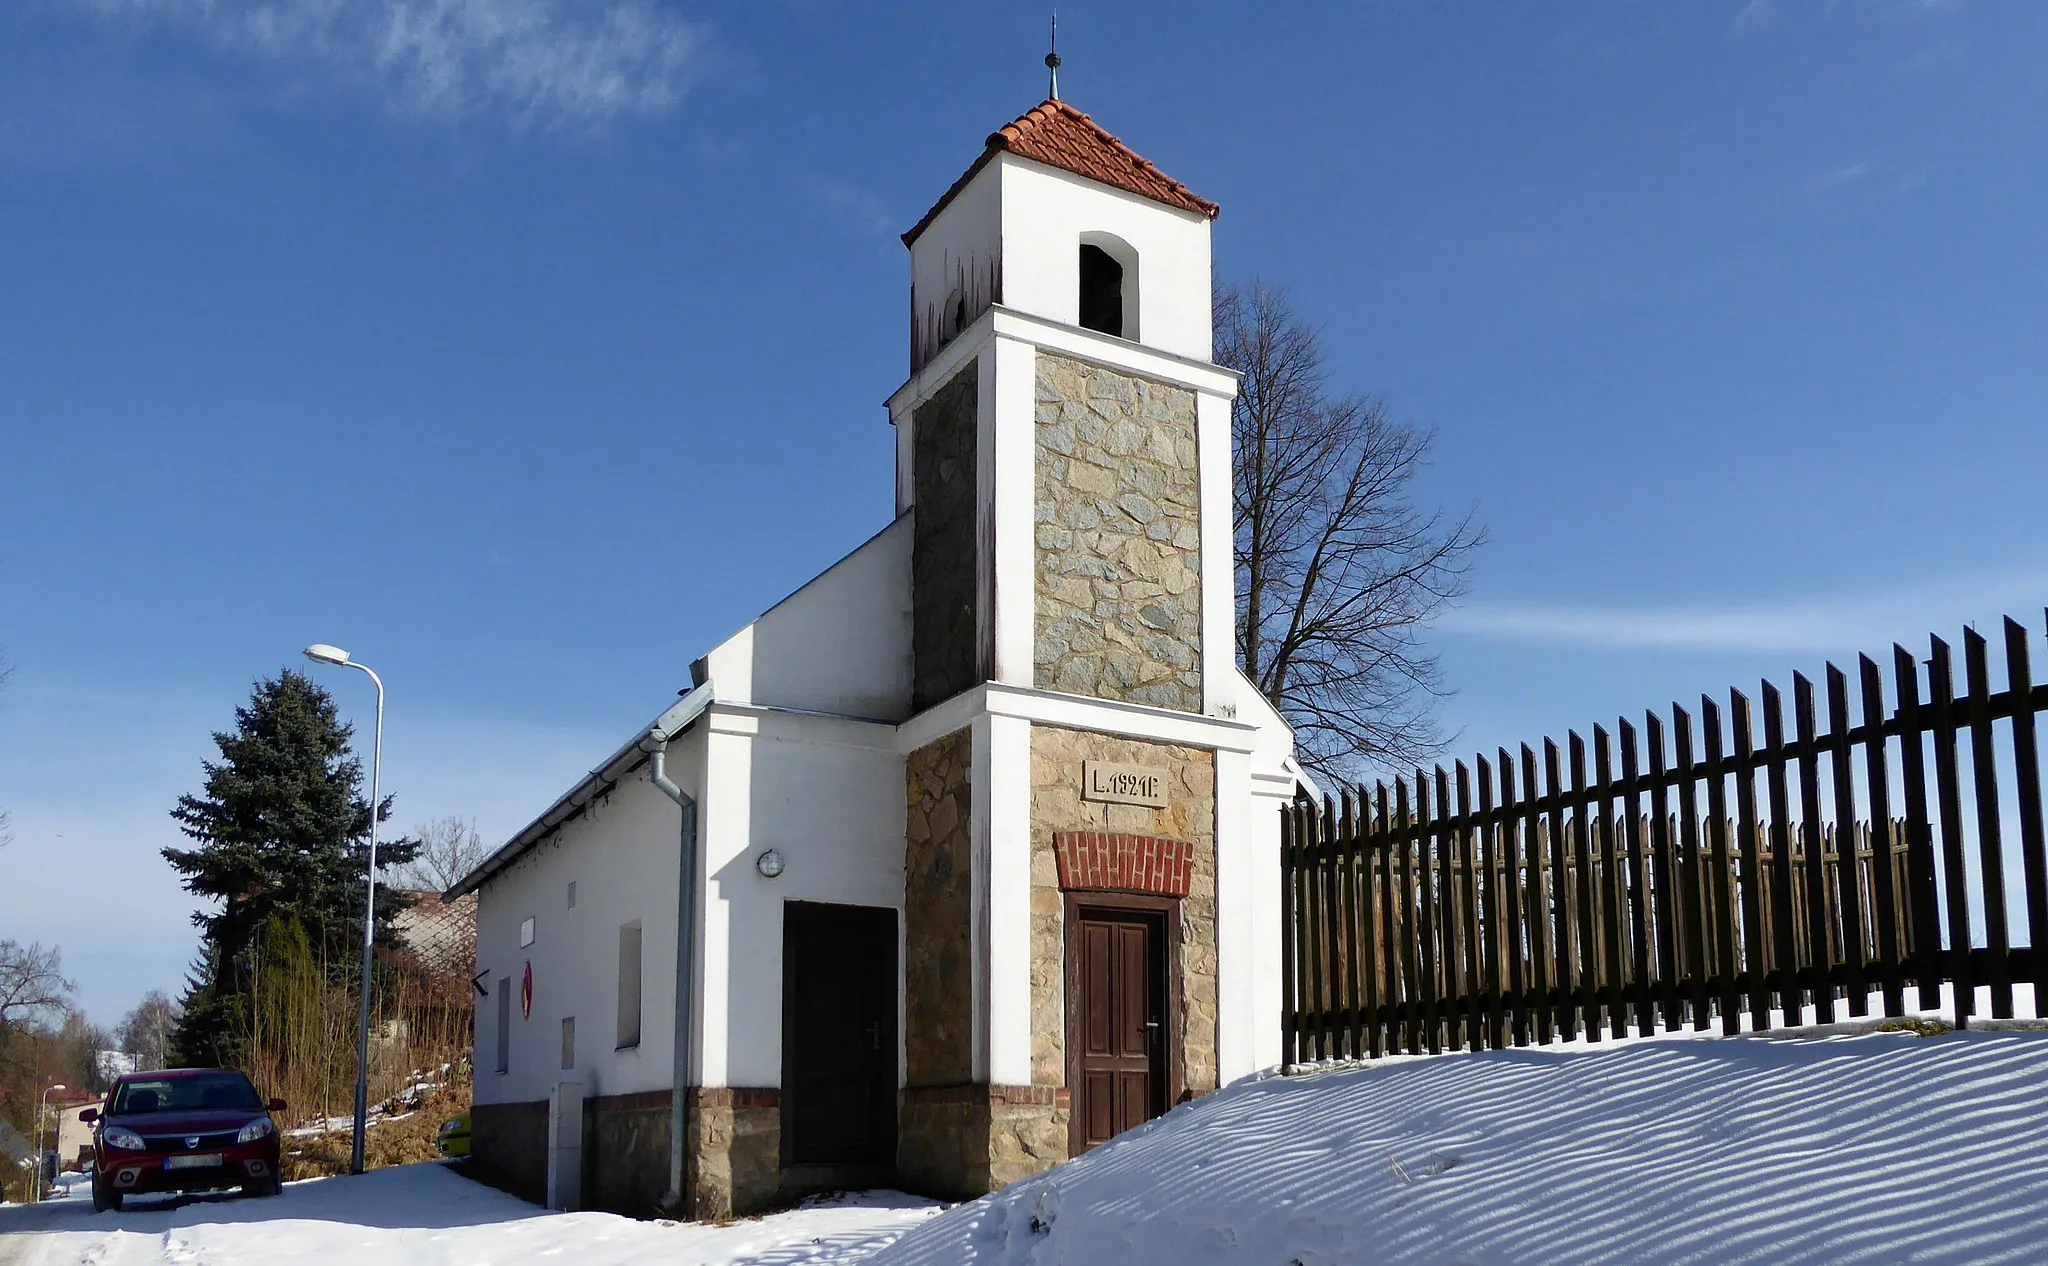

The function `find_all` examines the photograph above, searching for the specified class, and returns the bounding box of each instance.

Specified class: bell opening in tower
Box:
[1078,243,1124,338]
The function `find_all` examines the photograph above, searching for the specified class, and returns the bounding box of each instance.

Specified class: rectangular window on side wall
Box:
[495,977,511,1074]
[566,881,577,909]
[617,921,643,1050]
[561,1016,576,1070]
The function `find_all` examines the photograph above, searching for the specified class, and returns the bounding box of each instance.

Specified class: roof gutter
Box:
[441,682,715,901]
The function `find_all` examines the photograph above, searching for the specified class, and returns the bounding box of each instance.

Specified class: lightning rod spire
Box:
[1046,12,1061,101]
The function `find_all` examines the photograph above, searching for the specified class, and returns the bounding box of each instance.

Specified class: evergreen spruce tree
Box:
[165,669,418,1067]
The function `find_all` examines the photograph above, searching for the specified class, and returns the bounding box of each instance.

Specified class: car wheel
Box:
[94,1178,123,1213]
[244,1176,282,1198]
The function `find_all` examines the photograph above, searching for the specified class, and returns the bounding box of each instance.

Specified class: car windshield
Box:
[113,1072,262,1115]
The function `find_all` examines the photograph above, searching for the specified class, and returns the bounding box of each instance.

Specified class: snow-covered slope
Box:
[874,1026,2048,1265]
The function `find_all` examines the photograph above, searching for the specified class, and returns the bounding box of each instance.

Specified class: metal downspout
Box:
[641,730,698,1214]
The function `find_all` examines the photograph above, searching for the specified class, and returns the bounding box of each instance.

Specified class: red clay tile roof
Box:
[904,99,1219,246]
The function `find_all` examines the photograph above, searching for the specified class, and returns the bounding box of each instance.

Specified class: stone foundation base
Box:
[687,1087,781,1220]
[897,1084,1070,1199]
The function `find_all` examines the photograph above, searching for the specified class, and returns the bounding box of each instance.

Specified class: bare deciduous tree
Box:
[393,816,491,893]
[1221,279,1484,784]
[0,941,74,1034]
[116,989,180,1073]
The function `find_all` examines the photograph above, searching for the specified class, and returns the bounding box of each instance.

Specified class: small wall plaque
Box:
[1081,760,1170,808]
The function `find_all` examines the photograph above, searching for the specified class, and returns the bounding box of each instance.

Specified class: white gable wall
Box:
[700,516,913,719]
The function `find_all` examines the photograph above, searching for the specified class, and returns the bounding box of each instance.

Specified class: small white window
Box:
[560,1016,576,1070]
[566,882,577,910]
[617,921,644,1050]
[520,916,536,947]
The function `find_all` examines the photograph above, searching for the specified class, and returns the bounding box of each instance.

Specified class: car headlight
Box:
[103,1127,146,1151]
[238,1118,276,1144]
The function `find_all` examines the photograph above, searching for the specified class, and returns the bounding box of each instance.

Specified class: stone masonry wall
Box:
[1028,726,1219,1099]
[899,729,977,1197]
[912,366,981,712]
[1034,351,1202,713]
[688,1088,780,1220]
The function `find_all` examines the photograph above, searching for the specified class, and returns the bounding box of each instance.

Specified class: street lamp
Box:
[34,1083,67,1202]
[303,643,384,1177]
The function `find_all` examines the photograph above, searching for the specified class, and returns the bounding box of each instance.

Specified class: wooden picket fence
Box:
[1281,612,2048,1064]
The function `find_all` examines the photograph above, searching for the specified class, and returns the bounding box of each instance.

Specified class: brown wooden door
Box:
[1073,907,1166,1150]
[783,901,897,1165]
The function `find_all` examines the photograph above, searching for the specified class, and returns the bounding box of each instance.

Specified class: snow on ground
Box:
[0,1163,941,1266]
[875,1023,2048,1265]
[13,1005,2048,1265]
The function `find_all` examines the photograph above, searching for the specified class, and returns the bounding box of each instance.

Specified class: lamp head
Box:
[48,1083,66,1092]
[304,644,351,667]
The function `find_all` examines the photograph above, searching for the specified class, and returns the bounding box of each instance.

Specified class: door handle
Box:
[866,1021,881,1051]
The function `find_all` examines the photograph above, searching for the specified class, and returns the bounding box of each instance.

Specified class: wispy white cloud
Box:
[1808,160,1873,193]
[812,177,896,237]
[1441,570,2048,655]
[77,0,703,130]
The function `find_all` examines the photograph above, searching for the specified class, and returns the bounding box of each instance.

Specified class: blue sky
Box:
[2,1,2044,1027]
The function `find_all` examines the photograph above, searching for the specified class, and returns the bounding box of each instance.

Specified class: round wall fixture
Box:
[755,849,785,879]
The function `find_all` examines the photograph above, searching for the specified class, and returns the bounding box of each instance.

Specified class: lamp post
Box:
[34,1083,67,1202]
[303,643,384,1176]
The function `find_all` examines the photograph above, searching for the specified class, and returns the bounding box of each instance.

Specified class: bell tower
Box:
[891,96,1234,717]
[889,95,1283,1201]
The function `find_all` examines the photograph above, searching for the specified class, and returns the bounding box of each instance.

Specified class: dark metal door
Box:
[1074,908,1165,1149]
[783,901,897,1165]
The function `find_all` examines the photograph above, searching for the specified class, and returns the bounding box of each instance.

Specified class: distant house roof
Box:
[391,888,477,972]
[904,99,1221,246]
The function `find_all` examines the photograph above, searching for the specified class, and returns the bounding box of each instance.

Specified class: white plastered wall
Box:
[694,709,906,1089]
[994,155,1214,362]
[471,724,703,1107]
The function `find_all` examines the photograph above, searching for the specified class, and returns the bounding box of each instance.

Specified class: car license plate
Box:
[164,1153,223,1169]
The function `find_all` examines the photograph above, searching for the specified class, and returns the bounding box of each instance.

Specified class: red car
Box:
[82,1069,286,1211]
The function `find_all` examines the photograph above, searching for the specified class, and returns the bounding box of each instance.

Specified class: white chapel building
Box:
[446,94,1303,1219]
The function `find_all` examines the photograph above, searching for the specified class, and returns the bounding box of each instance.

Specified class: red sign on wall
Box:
[520,960,533,1020]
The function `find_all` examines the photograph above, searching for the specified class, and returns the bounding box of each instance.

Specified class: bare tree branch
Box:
[0,941,75,1034]
[392,816,491,893]
[1221,279,1486,785]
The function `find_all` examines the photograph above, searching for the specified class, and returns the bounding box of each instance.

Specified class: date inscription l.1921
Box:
[1080,760,1169,808]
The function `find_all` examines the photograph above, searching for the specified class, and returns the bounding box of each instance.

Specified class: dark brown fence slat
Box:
[1413,772,1441,1055]
[1860,655,1906,1018]
[1322,795,1347,1057]
[1568,733,1601,1038]
[1645,714,1681,1031]
[1477,756,1507,1051]
[1592,727,1626,1039]
[1793,674,1835,1025]
[1893,643,1942,1011]
[1543,740,1575,1042]
[1731,690,1770,1032]
[1673,705,1712,1030]
[1963,628,2015,1020]
[1618,721,1654,1036]
[1498,750,1530,1046]
[1524,745,1556,1045]
[2006,617,2048,1017]
[1280,806,1299,1066]
[1395,781,1422,1055]
[1432,767,1462,1052]
[1702,697,1741,1035]
[1337,790,1362,1060]
[1378,785,1403,1055]
[1823,665,1867,1018]
[1762,683,1802,1022]
[1928,636,1973,1027]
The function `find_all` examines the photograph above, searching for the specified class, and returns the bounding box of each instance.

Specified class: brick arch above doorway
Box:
[1052,831,1194,898]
